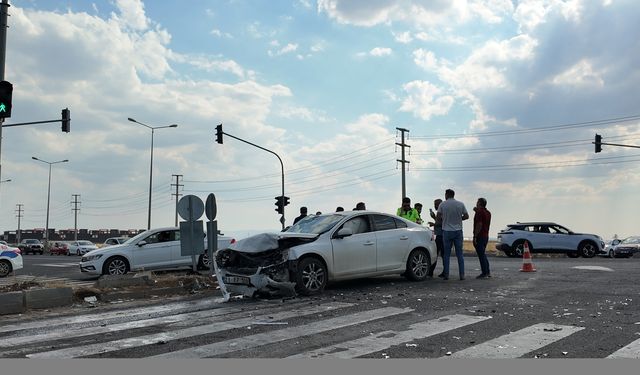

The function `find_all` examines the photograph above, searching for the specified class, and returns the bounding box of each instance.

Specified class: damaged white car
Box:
[214,211,437,299]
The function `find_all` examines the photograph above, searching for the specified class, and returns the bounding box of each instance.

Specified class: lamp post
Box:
[32,157,68,249]
[128,117,178,230]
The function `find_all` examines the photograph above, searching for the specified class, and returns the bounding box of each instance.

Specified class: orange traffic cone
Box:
[520,241,537,272]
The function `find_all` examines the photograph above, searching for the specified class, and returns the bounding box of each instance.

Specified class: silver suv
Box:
[496,222,604,258]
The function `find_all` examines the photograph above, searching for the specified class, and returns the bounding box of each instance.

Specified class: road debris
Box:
[543,327,563,332]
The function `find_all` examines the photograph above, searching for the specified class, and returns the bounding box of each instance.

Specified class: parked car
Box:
[599,238,623,258]
[79,227,234,276]
[214,211,437,297]
[49,242,69,256]
[608,236,640,258]
[101,237,130,248]
[67,240,98,256]
[495,222,604,258]
[0,243,23,277]
[18,239,44,255]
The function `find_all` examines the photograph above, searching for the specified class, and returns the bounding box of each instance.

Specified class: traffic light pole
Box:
[218,130,286,229]
[593,133,640,153]
[0,0,11,215]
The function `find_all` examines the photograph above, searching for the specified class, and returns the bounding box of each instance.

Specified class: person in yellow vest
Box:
[396,197,420,223]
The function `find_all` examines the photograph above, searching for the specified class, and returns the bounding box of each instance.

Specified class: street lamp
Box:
[32,157,68,249]
[128,117,178,230]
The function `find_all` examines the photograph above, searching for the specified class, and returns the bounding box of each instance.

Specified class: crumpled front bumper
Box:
[215,266,296,300]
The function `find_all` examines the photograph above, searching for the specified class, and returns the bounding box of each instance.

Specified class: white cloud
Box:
[392,30,413,43]
[399,81,454,120]
[551,60,605,87]
[211,29,233,38]
[370,47,392,56]
[268,43,299,57]
[113,0,149,30]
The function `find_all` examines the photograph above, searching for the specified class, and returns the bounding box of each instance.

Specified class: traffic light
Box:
[61,108,71,132]
[595,134,602,153]
[283,196,290,207]
[0,81,13,118]
[215,124,223,144]
[274,196,284,215]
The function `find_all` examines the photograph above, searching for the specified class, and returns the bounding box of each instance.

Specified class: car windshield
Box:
[621,237,639,244]
[286,214,344,235]
[25,239,39,244]
[78,241,94,246]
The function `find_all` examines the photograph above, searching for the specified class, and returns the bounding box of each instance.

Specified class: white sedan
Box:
[0,244,23,277]
[215,211,437,298]
[80,227,234,275]
[67,240,98,256]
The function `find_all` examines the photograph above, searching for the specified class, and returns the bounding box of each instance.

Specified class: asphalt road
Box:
[1,254,639,358]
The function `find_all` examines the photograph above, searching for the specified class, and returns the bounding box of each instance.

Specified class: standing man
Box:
[354,202,366,210]
[428,199,444,276]
[414,203,424,224]
[473,197,492,279]
[397,197,420,223]
[293,207,308,224]
[437,189,469,280]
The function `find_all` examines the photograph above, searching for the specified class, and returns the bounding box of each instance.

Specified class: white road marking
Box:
[287,314,491,358]
[572,266,614,272]
[36,263,79,268]
[449,323,584,358]
[0,298,228,334]
[0,305,242,348]
[607,338,640,358]
[27,302,353,358]
[151,306,413,358]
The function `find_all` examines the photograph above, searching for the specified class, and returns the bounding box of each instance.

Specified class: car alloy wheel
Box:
[406,248,430,281]
[579,242,597,258]
[0,260,11,277]
[512,240,528,257]
[105,257,128,275]
[296,257,327,296]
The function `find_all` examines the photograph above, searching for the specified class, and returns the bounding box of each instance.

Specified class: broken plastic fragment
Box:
[543,327,562,332]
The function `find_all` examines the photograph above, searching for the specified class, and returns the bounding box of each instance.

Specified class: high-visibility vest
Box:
[396,207,420,223]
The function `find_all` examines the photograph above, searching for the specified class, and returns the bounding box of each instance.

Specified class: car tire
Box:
[295,256,327,296]
[197,253,211,270]
[512,240,528,257]
[0,260,12,277]
[578,241,597,258]
[102,256,129,275]
[405,248,431,281]
[608,250,614,258]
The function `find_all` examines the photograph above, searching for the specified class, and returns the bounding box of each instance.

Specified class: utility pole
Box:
[396,127,410,200]
[15,203,22,243]
[171,174,183,226]
[71,194,80,241]
[0,0,11,189]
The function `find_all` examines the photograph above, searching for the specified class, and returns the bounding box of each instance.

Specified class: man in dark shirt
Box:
[293,207,308,224]
[473,197,492,279]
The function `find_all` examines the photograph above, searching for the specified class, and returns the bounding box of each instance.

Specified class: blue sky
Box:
[2,0,640,241]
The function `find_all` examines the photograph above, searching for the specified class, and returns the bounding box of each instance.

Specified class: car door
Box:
[133,229,178,269]
[548,225,574,251]
[371,214,411,271]
[531,225,553,250]
[330,215,377,277]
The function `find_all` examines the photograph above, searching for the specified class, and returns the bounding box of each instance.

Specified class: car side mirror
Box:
[137,240,147,247]
[336,228,353,238]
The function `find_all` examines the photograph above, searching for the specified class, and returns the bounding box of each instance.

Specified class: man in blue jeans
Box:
[436,189,469,280]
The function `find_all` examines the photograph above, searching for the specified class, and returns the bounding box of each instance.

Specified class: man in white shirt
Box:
[436,189,469,280]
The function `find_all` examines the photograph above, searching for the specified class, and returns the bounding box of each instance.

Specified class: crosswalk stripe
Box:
[607,338,640,358]
[0,305,243,348]
[27,302,354,358]
[448,323,584,358]
[287,313,491,358]
[151,306,414,359]
[0,298,227,334]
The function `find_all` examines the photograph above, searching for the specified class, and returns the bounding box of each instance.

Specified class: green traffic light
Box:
[0,103,6,112]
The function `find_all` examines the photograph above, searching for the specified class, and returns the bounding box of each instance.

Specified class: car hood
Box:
[227,232,318,253]
[84,244,126,256]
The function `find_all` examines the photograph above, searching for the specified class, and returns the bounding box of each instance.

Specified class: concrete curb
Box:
[0,283,200,316]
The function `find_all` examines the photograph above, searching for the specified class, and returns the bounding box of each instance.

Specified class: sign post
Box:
[177,195,205,273]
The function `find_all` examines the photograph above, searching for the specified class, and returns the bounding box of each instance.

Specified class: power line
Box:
[410,114,640,140]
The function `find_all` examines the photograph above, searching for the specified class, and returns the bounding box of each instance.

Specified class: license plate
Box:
[223,275,251,285]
